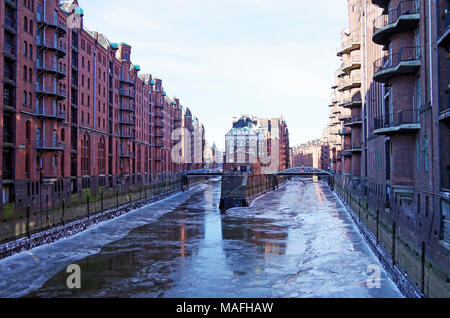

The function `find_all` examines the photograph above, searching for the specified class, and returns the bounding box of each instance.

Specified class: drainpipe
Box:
[92,41,97,175]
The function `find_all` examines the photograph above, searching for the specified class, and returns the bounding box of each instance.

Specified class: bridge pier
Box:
[219,174,285,213]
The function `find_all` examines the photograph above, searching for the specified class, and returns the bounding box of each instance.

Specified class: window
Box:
[98,137,105,175]
[23,66,28,81]
[29,44,33,59]
[24,16,28,33]
[81,133,90,175]
[24,41,27,56]
[26,121,31,143]
[424,136,429,172]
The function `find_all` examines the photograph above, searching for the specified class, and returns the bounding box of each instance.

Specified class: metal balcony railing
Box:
[119,88,135,98]
[36,141,66,151]
[36,38,67,55]
[119,103,134,111]
[337,35,361,55]
[440,10,450,37]
[373,46,420,79]
[36,61,66,76]
[118,116,135,125]
[441,93,450,114]
[35,85,66,98]
[119,151,135,158]
[4,68,15,81]
[36,14,67,33]
[374,109,419,130]
[35,107,66,120]
[373,0,419,33]
[4,42,16,56]
[5,15,16,29]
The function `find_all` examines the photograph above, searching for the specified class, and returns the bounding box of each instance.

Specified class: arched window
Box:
[24,16,28,33]
[98,137,105,175]
[81,133,90,175]
[61,128,65,142]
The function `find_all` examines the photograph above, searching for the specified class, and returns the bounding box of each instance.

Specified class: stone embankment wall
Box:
[0,176,206,260]
[335,183,449,298]
[219,174,286,211]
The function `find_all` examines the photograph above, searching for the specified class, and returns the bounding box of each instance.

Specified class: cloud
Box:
[79,0,347,149]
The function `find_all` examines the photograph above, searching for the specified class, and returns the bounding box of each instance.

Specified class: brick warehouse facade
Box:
[326,0,449,297]
[0,1,206,221]
[292,139,330,171]
[223,115,290,175]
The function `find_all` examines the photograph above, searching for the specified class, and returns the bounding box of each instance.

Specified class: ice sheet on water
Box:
[0,183,208,298]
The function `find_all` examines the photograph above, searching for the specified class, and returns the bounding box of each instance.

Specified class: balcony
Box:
[338,113,351,122]
[36,85,66,100]
[36,62,66,79]
[118,116,135,125]
[373,46,420,83]
[154,121,164,128]
[339,127,351,136]
[119,103,135,112]
[154,112,164,118]
[373,1,420,46]
[36,38,67,58]
[119,131,135,139]
[372,0,390,12]
[4,15,17,33]
[119,75,134,85]
[4,42,16,60]
[119,151,135,158]
[337,35,361,56]
[35,107,66,121]
[154,103,164,109]
[341,51,361,74]
[438,10,450,50]
[345,116,363,126]
[3,67,15,84]
[439,93,450,121]
[374,109,420,135]
[36,141,66,151]
[36,15,67,36]
[343,96,362,108]
[348,142,363,152]
[332,106,341,114]
[339,74,361,92]
[119,88,135,98]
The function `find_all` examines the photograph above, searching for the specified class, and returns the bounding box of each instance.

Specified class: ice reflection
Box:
[0,178,403,298]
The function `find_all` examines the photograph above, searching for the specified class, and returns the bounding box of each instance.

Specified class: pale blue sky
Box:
[78,0,348,149]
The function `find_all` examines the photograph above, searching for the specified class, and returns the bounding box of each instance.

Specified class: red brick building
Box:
[224,116,290,174]
[292,139,330,171]
[326,0,449,297]
[0,0,206,214]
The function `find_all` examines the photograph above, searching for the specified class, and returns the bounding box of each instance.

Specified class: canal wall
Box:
[334,181,449,298]
[0,175,207,260]
[219,174,287,211]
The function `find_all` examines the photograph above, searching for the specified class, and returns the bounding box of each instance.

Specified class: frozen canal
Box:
[0,178,402,298]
